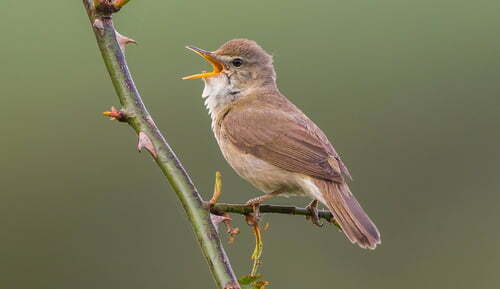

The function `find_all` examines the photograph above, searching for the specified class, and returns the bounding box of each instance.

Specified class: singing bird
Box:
[183,39,381,249]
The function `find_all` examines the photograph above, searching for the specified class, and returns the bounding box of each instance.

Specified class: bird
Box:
[183,39,381,249]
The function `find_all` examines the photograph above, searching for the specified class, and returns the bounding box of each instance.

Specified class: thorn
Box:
[137,131,157,158]
[210,213,230,227]
[102,106,127,122]
[115,31,137,54]
[92,19,105,35]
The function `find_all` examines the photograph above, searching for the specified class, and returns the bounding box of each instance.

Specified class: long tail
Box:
[315,179,381,249]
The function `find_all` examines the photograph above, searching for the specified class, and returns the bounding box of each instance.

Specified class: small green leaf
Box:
[239,274,261,285]
[238,275,269,289]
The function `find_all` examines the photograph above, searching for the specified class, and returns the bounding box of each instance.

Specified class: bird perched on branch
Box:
[183,39,381,249]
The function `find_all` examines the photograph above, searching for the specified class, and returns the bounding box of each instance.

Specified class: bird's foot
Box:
[245,191,281,221]
[245,198,262,220]
[305,199,323,227]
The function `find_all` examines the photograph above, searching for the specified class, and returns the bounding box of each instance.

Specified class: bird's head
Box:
[183,39,276,90]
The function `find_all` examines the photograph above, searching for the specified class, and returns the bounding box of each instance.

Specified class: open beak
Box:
[183,46,224,80]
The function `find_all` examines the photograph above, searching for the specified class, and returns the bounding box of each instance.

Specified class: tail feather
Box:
[315,179,381,249]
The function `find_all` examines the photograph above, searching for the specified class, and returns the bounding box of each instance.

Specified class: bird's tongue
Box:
[183,46,224,80]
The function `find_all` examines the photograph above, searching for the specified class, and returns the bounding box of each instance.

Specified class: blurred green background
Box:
[1,0,499,288]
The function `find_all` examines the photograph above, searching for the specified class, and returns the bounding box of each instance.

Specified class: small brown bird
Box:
[184,39,381,249]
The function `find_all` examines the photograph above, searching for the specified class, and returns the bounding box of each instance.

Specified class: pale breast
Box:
[216,135,306,196]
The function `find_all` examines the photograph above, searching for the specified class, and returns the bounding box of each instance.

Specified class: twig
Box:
[81,1,240,288]
[211,203,339,228]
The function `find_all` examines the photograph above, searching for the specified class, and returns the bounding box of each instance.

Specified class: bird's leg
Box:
[305,199,323,227]
[245,191,281,220]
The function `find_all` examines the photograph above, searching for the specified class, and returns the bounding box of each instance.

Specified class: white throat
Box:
[201,73,239,123]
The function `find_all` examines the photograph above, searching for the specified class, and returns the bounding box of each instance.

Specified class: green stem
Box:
[82,1,240,288]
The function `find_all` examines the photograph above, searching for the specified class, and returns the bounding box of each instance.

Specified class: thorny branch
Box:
[82,1,240,288]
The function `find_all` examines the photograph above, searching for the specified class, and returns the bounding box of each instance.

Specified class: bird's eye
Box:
[232,58,243,67]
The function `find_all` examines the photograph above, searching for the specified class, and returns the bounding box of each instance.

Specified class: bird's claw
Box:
[245,199,261,220]
[306,200,323,227]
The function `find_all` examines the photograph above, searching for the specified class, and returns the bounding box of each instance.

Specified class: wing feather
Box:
[221,106,349,182]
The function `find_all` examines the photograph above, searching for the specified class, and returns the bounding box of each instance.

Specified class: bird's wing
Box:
[221,106,350,183]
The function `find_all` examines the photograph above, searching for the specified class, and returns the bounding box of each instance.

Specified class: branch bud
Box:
[113,0,131,10]
[103,106,127,122]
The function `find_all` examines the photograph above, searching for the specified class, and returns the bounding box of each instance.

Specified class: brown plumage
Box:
[184,39,381,249]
